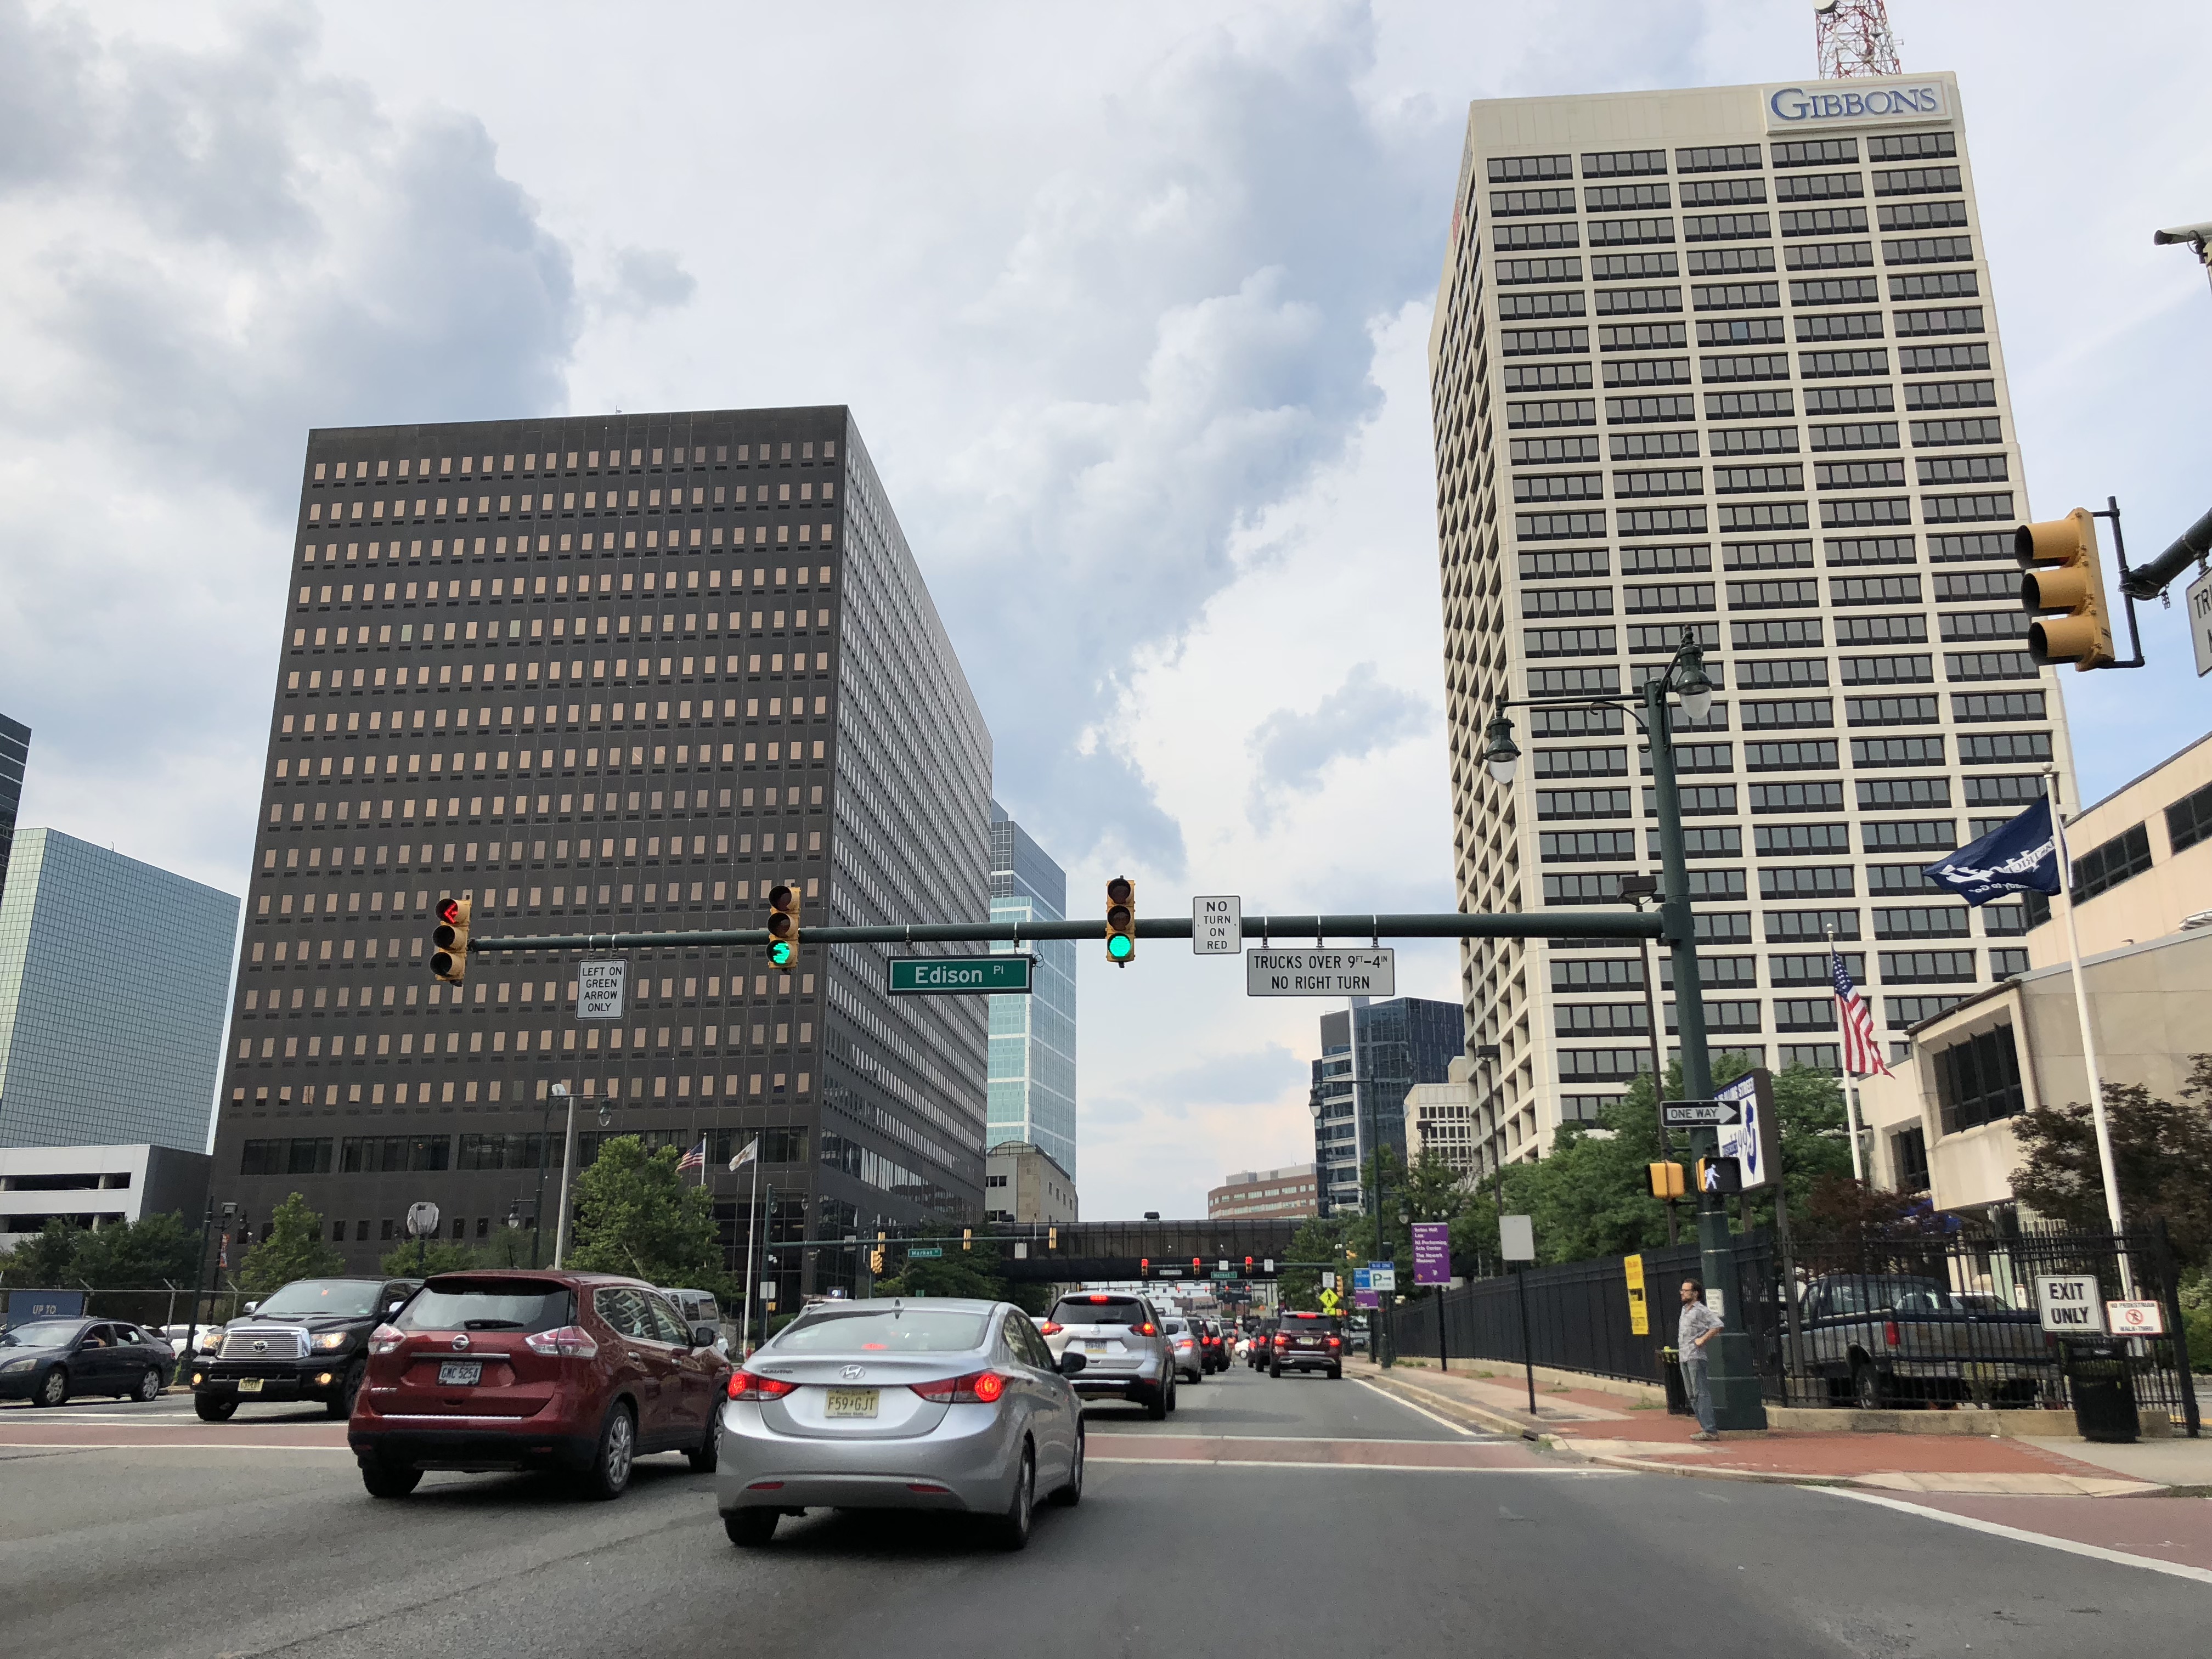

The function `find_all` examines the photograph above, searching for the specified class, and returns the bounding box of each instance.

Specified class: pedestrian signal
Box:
[1647,1162,1686,1199]
[1696,1156,1743,1194]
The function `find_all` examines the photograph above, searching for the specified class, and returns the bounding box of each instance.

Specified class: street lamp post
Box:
[549,1081,579,1268]
[1482,628,1766,1431]
[1618,874,1678,1248]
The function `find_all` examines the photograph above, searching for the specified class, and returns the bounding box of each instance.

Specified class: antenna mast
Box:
[1815,0,1902,78]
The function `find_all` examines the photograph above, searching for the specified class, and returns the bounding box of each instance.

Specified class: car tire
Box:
[32,1367,69,1408]
[194,1392,238,1422]
[1268,1362,1281,1379]
[1328,1367,1342,1381]
[360,1459,422,1499]
[327,1359,366,1420]
[1049,1426,1084,1508]
[723,1509,778,1547]
[1165,1375,1177,1414]
[577,1402,637,1501]
[1144,1383,1169,1421]
[1852,1358,1888,1413]
[991,1444,1035,1551]
[686,1416,720,1474]
[133,1367,165,1402]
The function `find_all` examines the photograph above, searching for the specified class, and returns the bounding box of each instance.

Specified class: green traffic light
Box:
[769,940,794,967]
[1107,933,1133,961]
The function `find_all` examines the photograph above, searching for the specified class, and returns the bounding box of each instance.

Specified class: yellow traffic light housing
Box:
[1647,1161,1686,1199]
[767,881,800,970]
[868,1246,884,1275]
[431,896,471,982]
[2017,507,2116,670]
[1105,877,1136,965]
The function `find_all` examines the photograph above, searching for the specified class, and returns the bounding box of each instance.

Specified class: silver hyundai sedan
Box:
[716,1298,1086,1550]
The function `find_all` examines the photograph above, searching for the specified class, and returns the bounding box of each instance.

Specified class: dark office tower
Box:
[207,410,994,1295]
[0,714,27,899]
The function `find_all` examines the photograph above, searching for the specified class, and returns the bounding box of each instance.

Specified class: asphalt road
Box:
[2,1365,2205,1658]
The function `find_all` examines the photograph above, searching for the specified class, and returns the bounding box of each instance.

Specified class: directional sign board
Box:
[1368,1263,1396,1293]
[1193,895,1243,955]
[2035,1274,2105,1335]
[888,956,1035,995]
[1717,1069,1781,1190]
[1245,947,1396,997]
[1660,1098,1742,1129]
[1412,1222,1451,1286]
[577,960,628,1020]
[2189,566,2212,679]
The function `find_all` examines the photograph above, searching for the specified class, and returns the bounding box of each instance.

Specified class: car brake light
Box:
[1326,1337,1341,1348]
[729,1369,799,1401]
[522,1325,600,1359]
[1273,1333,1289,1346]
[910,1370,1010,1404]
[369,1323,404,1356]
[1087,1295,1111,1303]
[1134,1323,1156,1337]
[1040,1322,1063,1336]
[1883,1320,1900,1348]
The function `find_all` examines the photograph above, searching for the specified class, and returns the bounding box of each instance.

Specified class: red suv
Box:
[348,1270,729,1500]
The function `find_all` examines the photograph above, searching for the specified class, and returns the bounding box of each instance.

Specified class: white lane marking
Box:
[1353,1378,1476,1438]
[1089,1458,1623,1474]
[1822,1488,2212,1587]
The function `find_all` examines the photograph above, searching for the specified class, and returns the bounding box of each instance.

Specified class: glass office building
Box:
[1310,998,1462,1215]
[0,828,239,1152]
[986,803,1077,1178]
[0,713,27,900]
[204,409,995,1290]
[1429,72,2072,1172]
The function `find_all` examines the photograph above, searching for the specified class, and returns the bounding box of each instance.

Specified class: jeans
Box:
[1681,1353,1716,1434]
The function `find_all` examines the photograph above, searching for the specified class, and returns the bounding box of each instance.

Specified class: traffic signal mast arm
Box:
[457,906,1668,957]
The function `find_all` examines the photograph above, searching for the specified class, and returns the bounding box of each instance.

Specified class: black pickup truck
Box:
[189,1277,420,1420]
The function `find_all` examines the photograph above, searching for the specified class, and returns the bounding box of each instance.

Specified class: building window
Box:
[1933,1024,2024,1134]
[1891,1125,1931,1192]
[2165,781,2212,857]
[2072,821,2152,902]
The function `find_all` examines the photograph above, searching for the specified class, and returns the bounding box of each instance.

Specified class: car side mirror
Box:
[1058,1349,1088,1377]
[692,1324,720,1348]
[387,1301,404,1316]
[243,1302,259,1315]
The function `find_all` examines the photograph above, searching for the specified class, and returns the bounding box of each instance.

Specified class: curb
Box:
[1353,1367,1558,1445]
[1558,1443,1852,1487]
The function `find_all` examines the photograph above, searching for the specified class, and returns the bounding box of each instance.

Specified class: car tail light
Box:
[369,1323,404,1356]
[1134,1323,1156,1337]
[1040,1322,1063,1336]
[729,1370,800,1401]
[910,1370,1011,1405]
[1326,1336,1342,1348]
[1883,1320,1900,1348]
[1273,1333,1289,1346]
[523,1325,600,1359]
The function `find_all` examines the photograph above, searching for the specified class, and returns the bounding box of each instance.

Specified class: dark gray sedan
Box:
[0,1318,176,1406]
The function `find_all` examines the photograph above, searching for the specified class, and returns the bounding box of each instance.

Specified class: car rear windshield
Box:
[1052,1297,1145,1327]
[255,1280,383,1318]
[1281,1312,1341,1333]
[397,1283,576,1334]
[772,1308,989,1354]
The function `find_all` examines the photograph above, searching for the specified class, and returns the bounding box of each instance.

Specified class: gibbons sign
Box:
[1763,78,1950,130]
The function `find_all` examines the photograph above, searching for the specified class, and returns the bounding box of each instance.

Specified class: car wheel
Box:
[326,1359,366,1420]
[724,1509,778,1547]
[136,1367,166,1403]
[686,1416,720,1474]
[1049,1425,1084,1508]
[1328,1367,1342,1381]
[1165,1375,1177,1414]
[360,1459,422,1499]
[1144,1381,1169,1421]
[1268,1363,1280,1379]
[193,1392,238,1422]
[33,1367,70,1408]
[991,1444,1035,1551]
[578,1402,637,1500]
[1852,1358,1888,1412]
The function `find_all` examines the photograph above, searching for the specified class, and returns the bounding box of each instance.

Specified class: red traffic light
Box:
[1244,1256,1254,1270]
[436,897,461,926]
[1190,1257,1201,1273]
[1139,1257,1150,1276]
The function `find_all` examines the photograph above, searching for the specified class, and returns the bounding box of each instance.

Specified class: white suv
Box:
[1040,1293,1177,1419]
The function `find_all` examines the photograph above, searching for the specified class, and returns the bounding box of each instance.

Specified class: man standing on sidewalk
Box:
[1678,1279,1723,1441]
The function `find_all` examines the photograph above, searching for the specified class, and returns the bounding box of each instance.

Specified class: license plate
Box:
[236,1378,263,1393]
[824,1387,878,1419]
[1084,1341,1109,1353]
[438,1361,483,1386]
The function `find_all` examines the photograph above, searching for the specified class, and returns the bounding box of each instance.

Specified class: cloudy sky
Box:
[4,1,2208,1220]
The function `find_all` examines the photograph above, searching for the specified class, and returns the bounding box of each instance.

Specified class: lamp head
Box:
[1674,642,1715,722]
[1482,712,1521,785]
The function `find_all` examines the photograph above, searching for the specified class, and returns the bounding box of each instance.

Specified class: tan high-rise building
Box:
[1429,72,2076,1173]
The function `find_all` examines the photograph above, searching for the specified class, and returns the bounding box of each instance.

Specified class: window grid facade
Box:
[1431,76,2076,1172]
[985,804,1077,1180]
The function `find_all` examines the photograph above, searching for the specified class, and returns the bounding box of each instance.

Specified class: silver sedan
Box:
[715,1297,1086,1550]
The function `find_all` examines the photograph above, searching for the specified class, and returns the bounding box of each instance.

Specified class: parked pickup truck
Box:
[1790,1272,2056,1409]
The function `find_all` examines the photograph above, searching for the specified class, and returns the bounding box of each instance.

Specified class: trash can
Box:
[2064,1339,2140,1443]
[1661,1346,1690,1415]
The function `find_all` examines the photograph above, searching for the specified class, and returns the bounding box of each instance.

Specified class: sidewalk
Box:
[1350,1357,2210,1497]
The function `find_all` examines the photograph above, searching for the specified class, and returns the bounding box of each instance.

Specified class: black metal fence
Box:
[1386,1222,2200,1434]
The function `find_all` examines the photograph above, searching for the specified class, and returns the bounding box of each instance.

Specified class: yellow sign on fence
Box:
[1623,1254,1649,1337]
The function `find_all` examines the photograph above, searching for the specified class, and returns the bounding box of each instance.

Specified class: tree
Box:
[566,1136,727,1291]
[236,1193,346,1295]
[0,1220,86,1287]
[2011,1057,2212,1266]
[70,1212,204,1288]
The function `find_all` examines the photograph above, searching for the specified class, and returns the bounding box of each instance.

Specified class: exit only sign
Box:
[888,956,1035,996]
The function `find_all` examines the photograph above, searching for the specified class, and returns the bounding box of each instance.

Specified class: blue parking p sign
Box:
[7,1289,85,1326]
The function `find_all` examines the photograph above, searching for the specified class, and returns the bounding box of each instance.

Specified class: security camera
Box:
[2152,221,2212,247]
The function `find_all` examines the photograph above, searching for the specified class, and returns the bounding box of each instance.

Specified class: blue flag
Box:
[1922,798,2061,906]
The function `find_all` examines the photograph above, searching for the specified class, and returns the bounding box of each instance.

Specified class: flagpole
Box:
[2044,772,2132,1294]
[1827,927,1866,1181]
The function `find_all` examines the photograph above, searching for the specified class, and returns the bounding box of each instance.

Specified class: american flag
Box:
[1831,947,1892,1079]
[675,1138,707,1174]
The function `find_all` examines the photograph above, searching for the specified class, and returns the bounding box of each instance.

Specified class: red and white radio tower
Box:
[1814,0,1903,78]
